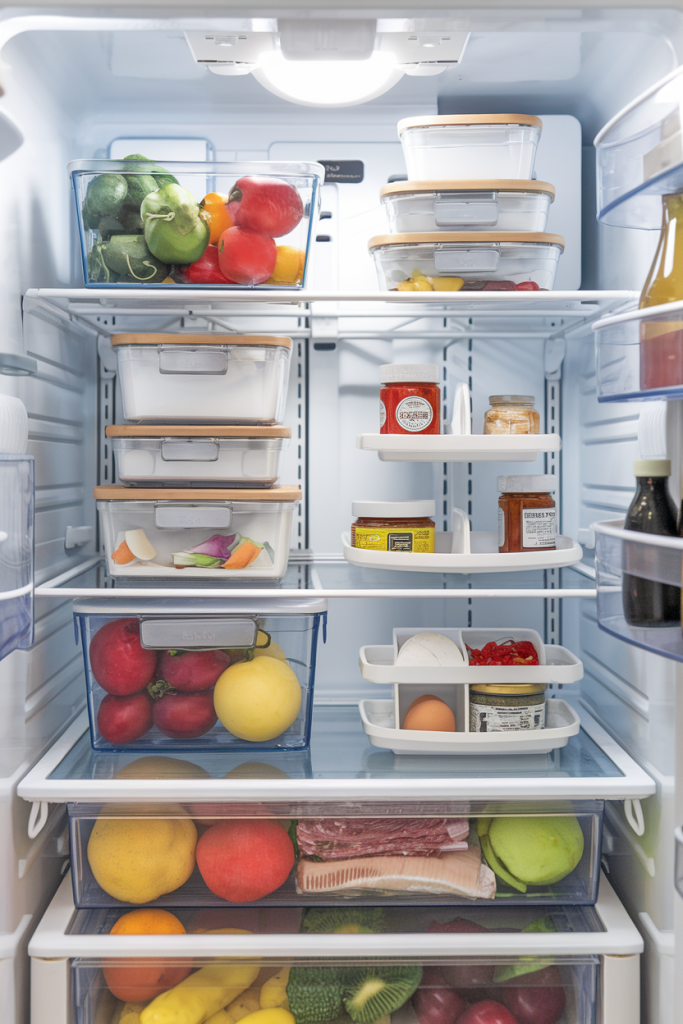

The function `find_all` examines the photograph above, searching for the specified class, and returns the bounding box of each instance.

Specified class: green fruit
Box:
[94,235,168,284]
[82,173,127,224]
[141,183,210,265]
[486,816,585,887]
[480,833,527,892]
[343,965,422,1024]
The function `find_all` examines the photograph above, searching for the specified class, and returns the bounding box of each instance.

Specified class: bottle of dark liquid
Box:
[622,459,681,626]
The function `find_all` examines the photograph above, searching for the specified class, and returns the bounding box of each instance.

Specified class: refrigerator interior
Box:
[0,5,681,1022]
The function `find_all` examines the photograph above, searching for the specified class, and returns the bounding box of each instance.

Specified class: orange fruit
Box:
[201,192,233,245]
[267,246,305,285]
[105,909,190,1002]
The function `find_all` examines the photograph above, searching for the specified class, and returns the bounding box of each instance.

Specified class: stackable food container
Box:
[398,115,543,180]
[107,425,290,487]
[73,596,327,752]
[380,180,555,233]
[369,233,564,291]
[94,485,300,580]
[112,334,292,424]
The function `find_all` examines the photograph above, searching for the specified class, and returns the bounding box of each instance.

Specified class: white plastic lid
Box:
[498,475,557,493]
[489,395,535,405]
[352,500,436,518]
[380,364,439,384]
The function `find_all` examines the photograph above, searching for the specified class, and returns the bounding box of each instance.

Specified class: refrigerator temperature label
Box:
[522,508,556,548]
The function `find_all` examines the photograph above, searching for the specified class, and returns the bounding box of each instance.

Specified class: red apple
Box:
[158,650,231,692]
[227,177,303,237]
[457,1001,520,1024]
[89,618,158,696]
[501,966,566,1024]
[97,691,153,744]
[429,920,494,997]
[413,969,466,1024]
[218,226,277,285]
[152,690,217,739]
[196,819,295,902]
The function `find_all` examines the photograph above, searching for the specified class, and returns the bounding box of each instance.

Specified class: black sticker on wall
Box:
[319,160,364,183]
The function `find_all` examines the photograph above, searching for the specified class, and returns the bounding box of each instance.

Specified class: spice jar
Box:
[498,475,556,553]
[469,683,547,732]
[351,500,435,552]
[484,395,540,435]
[380,364,440,435]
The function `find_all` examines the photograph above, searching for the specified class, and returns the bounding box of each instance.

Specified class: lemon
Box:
[214,657,302,741]
[267,246,305,285]
[87,805,197,903]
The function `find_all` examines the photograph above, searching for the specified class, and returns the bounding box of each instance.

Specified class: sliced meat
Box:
[296,817,470,860]
[296,846,495,900]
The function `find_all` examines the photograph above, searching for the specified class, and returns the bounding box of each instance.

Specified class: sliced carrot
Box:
[221,540,261,570]
[112,539,136,565]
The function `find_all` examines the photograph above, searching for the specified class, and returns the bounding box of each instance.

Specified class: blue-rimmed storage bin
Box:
[0,454,34,660]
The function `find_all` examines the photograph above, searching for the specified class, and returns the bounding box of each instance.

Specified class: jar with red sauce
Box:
[498,475,556,553]
[380,364,441,435]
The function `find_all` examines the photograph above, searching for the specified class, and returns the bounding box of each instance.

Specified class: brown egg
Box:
[407,694,441,711]
[403,698,456,732]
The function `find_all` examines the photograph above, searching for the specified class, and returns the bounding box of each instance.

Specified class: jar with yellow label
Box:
[469,683,547,732]
[351,500,435,552]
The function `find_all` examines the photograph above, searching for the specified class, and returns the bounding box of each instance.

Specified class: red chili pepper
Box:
[177,244,234,285]
[465,638,539,666]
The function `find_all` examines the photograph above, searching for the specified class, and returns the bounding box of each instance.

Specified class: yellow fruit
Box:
[87,806,197,904]
[213,657,302,741]
[396,280,418,291]
[115,757,211,781]
[252,630,288,662]
[235,1011,295,1024]
[431,277,465,291]
[260,967,290,1010]
[267,246,305,285]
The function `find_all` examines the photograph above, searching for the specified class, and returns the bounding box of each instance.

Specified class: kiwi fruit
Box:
[302,908,385,935]
[343,965,422,1024]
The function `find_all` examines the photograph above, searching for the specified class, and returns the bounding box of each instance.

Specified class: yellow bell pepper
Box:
[259,968,290,1010]
[200,193,233,246]
[140,962,260,1024]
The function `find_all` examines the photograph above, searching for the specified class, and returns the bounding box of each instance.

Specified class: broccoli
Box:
[302,908,385,935]
[287,965,345,1024]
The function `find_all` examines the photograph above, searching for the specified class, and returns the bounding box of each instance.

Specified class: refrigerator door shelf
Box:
[356,432,561,462]
[592,299,683,402]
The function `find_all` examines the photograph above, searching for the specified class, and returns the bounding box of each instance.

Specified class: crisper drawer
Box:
[67,801,603,910]
[29,872,644,1024]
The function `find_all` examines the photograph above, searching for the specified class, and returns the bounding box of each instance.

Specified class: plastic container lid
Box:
[94,485,301,501]
[110,334,292,349]
[489,395,535,405]
[397,114,543,134]
[470,683,548,695]
[352,500,436,518]
[380,180,555,199]
[497,475,557,493]
[633,459,671,477]
[105,425,291,438]
[380,364,439,384]
[368,232,565,250]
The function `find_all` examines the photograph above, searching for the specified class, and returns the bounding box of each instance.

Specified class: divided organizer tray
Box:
[357,433,561,462]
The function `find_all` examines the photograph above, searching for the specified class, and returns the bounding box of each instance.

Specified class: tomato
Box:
[501,966,566,1024]
[218,226,277,285]
[227,176,303,237]
[456,1000,520,1024]
[97,691,153,744]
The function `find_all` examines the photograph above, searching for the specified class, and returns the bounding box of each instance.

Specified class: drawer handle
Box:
[158,347,228,375]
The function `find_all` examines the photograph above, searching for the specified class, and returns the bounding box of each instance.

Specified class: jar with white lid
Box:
[498,475,556,553]
[351,500,436,552]
[380,364,441,435]
[484,396,540,435]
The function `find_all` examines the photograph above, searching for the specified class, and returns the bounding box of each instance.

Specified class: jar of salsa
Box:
[380,364,440,435]
[351,500,435,552]
[498,475,556,553]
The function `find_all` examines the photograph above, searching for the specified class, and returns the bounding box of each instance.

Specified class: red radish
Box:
[152,690,217,738]
[89,619,158,696]
[179,244,235,285]
[158,650,231,692]
[456,1002,520,1024]
[218,226,277,285]
[501,966,566,1024]
[97,691,153,744]
[196,820,295,902]
[413,969,466,1024]
[227,177,303,237]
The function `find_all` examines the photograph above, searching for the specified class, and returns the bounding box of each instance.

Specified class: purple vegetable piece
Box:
[187,533,240,559]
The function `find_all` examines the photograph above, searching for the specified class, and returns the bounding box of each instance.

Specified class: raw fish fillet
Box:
[295,845,496,900]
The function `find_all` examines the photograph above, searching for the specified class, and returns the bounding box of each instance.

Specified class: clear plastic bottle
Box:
[639,193,683,390]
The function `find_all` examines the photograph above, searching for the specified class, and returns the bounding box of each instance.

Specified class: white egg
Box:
[395,632,464,666]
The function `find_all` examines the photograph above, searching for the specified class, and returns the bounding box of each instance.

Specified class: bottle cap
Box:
[497,474,556,493]
[489,395,535,405]
[633,459,671,477]
[380,364,439,384]
[352,500,436,518]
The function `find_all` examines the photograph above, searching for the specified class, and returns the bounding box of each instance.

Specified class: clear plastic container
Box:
[112,334,292,424]
[108,426,290,487]
[95,485,300,580]
[69,158,324,288]
[0,455,34,661]
[74,596,326,752]
[398,115,543,181]
[66,799,603,909]
[381,180,554,233]
[369,233,564,292]
[592,301,683,402]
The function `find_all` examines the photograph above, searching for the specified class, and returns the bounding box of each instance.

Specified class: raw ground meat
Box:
[296,817,470,859]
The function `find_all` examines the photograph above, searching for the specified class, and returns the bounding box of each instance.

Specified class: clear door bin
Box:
[112,334,292,425]
[398,115,542,180]
[67,800,603,909]
[593,518,683,662]
[69,158,324,288]
[381,180,555,234]
[369,234,564,292]
[95,485,300,580]
[73,596,326,752]
[0,454,34,660]
[108,426,290,487]
[592,301,683,401]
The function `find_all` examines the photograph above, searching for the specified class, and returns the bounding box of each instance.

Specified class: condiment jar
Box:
[469,683,547,732]
[380,364,441,435]
[484,395,540,435]
[498,475,556,553]
[351,500,435,552]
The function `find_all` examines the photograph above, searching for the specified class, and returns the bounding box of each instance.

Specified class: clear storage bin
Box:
[69,158,323,288]
[67,800,603,909]
[592,301,683,402]
[108,426,290,487]
[369,233,564,292]
[95,486,300,581]
[112,334,292,425]
[0,454,34,660]
[74,596,326,753]
[381,180,554,233]
[398,115,542,181]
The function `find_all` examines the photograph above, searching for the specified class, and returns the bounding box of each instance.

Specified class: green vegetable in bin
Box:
[123,152,179,188]
[82,173,128,229]
[141,182,210,265]
[88,235,168,284]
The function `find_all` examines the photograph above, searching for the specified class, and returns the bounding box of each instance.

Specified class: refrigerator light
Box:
[253,50,403,107]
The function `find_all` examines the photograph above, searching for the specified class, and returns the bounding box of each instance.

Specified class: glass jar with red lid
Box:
[380,364,441,435]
